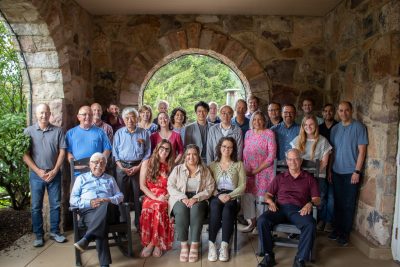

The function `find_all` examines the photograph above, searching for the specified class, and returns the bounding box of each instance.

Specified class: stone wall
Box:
[91,15,327,113]
[324,0,400,246]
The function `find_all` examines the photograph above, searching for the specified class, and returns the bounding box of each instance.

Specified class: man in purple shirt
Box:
[257,148,320,267]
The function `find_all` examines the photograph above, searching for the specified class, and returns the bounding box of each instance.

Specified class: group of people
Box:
[23,96,368,267]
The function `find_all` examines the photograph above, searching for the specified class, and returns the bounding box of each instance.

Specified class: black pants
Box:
[115,161,141,227]
[257,204,316,261]
[80,202,119,265]
[208,196,238,243]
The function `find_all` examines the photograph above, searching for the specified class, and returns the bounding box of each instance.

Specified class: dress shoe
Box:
[74,237,89,252]
[292,258,306,267]
[258,253,276,267]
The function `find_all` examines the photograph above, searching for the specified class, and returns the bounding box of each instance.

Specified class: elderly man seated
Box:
[70,152,123,267]
[257,148,320,267]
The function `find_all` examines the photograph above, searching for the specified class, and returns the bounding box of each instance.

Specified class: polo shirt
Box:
[268,170,320,208]
[24,123,66,170]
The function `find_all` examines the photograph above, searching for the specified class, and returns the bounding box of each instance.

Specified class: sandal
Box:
[180,246,189,262]
[140,245,154,258]
[153,246,162,257]
[189,246,199,263]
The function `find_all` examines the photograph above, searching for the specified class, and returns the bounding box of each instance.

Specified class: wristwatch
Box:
[354,170,361,174]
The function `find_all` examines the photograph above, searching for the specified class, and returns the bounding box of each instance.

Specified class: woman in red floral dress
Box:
[139,139,175,257]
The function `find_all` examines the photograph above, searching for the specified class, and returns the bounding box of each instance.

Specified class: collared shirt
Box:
[94,121,113,143]
[66,125,112,160]
[70,171,123,209]
[24,123,66,169]
[231,117,250,136]
[113,126,151,162]
[268,170,320,208]
[271,121,300,160]
[266,117,283,129]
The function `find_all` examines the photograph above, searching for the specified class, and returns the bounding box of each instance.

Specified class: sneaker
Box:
[219,241,229,262]
[337,237,349,246]
[324,223,333,233]
[208,241,217,262]
[50,233,67,243]
[258,253,276,267]
[74,237,89,252]
[328,231,338,240]
[316,221,325,231]
[33,237,44,247]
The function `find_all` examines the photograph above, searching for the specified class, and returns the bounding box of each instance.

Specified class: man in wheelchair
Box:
[70,152,124,267]
[257,149,320,267]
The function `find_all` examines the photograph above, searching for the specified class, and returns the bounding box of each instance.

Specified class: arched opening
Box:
[141,51,248,121]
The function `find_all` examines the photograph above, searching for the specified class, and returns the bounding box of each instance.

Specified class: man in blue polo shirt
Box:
[329,101,368,246]
[23,103,67,247]
[271,104,300,160]
[66,106,112,176]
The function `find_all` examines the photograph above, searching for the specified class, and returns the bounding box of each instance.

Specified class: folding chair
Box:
[260,159,319,262]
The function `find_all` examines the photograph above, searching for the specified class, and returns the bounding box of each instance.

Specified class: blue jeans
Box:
[318,178,334,223]
[30,171,61,238]
[332,172,359,238]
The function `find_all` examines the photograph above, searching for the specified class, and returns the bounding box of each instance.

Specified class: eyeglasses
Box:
[78,113,92,117]
[160,146,171,152]
[286,157,300,162]
[90,160,106,165]
[221,112,233,116]
[221,145,233,150]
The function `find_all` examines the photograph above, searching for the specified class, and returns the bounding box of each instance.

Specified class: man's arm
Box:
[23,153,46,179]
[45,148,66,182]
[264,192,278,212]
[352,144,367,184]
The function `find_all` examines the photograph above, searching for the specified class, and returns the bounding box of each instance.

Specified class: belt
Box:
[119,160,141,166]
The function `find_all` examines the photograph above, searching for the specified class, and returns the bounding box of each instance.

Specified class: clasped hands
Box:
[122,165,140,176]
[181,197,198,208]
[37,169,57,183]
[90,198,110,208]
[267,201,312,216]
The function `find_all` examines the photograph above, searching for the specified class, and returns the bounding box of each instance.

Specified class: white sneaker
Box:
[208,241,218,262]
[219,241,229,262]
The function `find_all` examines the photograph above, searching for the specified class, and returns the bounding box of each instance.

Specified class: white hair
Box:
[90,152,107,164]
[122,107,138,118]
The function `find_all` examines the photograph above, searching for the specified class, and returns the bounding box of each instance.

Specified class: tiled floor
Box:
[0,229,399,267]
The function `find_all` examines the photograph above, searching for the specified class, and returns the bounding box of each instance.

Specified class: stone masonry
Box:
[0,0,398,248]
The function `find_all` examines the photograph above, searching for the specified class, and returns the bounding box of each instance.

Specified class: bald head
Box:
[77,105,93,129]
[35,103,51,127]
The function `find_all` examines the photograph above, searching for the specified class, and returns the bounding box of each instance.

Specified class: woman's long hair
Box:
[296,114,319,160]
[146,139,175,181]
[182,144,208,177]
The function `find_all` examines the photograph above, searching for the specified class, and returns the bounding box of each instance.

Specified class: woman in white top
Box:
[290,114,333,230]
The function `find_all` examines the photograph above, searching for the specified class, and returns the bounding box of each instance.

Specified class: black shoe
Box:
[328,231,338,240]
[292,258,306,267]
[337,236,349,246]
[74,237,89,252]
[258,254,276,267]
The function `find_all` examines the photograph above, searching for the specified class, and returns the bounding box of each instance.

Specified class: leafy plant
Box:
[0,113,30,210]
[0,21,28,210]
[144,54,246,122]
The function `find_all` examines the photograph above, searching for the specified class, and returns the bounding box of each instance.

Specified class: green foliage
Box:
[143,54,245,122]
[0,21,24,116]
[0,113,30,210]
[0,21,28,210]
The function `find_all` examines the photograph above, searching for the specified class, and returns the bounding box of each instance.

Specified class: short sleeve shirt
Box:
[330,120,368,174]
[268,170,320,208]
[24,123,66,170]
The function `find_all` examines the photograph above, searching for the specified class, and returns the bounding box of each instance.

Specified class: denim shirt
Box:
[70,172,123,209]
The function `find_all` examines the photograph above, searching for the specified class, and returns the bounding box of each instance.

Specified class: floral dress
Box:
[140,163,174,250]
[243,129,277,197]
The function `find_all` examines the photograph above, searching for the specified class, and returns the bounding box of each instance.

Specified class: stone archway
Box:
[138,48,252,106]
[117,23,272,110]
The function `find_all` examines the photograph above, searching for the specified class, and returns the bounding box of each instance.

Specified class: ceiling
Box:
[74,0,342,16]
